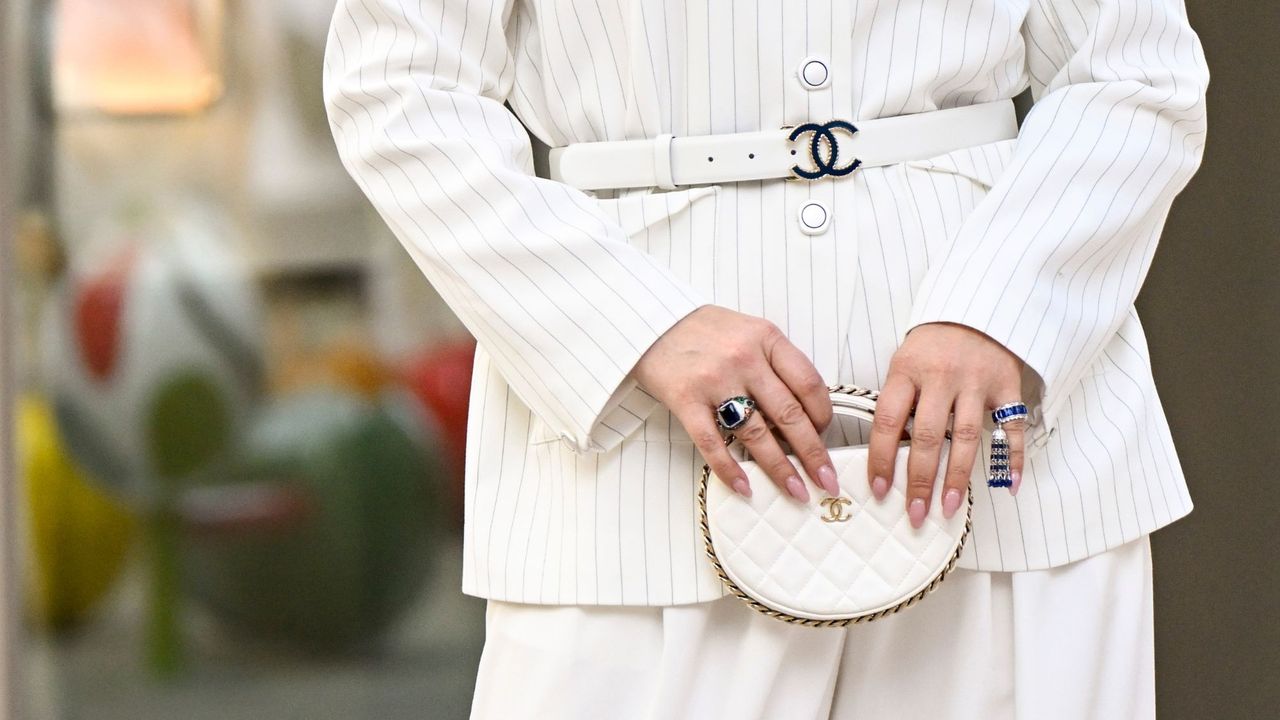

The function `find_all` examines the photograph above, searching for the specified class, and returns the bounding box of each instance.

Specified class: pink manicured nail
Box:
[817,465,839,496]
[872,476,890,501]
[942,488,962,518]
[908,498,927,528]
[786,476,810,503]
[733,478,753,498]
[1010,470,1021,496]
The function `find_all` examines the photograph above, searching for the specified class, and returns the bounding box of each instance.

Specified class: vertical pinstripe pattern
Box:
[323,0,1209,605]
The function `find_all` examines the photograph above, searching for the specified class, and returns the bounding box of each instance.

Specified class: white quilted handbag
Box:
[698,385,973,627]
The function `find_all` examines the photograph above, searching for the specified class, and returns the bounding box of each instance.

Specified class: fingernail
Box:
[872,476,890,501]
[733,478,753,498]
[817,465,839,496]
[942,488,962,518]
[1010,470,1021,496]
[908,498,927,528]
[786,476,809,503]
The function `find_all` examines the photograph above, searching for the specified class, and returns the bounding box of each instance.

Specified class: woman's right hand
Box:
[631,305,839,502]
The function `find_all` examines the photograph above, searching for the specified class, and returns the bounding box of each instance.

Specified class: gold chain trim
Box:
[697,384,975,628]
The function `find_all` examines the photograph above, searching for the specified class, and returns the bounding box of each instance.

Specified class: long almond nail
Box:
[733,478,753,498]
[942,488,962,518]
[817,465,839,496]
[872,476,890,501]
[786,476,809,503]
[908,498,927,528]
[1010,470,1021,496]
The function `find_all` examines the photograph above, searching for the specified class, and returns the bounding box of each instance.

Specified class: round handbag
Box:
[698,384,973,627]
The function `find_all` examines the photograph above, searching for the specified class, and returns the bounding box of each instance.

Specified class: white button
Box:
[796,55,830,90]
[798,201,831,235]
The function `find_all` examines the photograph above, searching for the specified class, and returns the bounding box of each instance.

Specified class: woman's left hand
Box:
[866,322,1028,528]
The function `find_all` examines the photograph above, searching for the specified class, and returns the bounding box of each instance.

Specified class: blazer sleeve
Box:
[322,0,709,454]
[906,0,1210,444]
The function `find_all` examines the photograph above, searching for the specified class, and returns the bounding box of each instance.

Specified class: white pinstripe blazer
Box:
[323,0,1210,605]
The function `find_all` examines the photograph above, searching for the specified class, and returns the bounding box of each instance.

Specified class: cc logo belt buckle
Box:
[783,119,862,181]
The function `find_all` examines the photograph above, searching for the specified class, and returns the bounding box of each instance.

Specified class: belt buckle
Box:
[781,119,862,181]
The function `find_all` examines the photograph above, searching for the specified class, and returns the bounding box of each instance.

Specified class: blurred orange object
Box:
[323,342,396,398]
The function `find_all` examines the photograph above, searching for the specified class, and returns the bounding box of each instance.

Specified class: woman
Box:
[323,0,1209,717]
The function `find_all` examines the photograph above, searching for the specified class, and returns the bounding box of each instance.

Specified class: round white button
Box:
[796,56,830,90]
[798,201,831,235]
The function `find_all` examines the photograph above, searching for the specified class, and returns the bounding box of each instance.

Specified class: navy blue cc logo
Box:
[788,120,861,180]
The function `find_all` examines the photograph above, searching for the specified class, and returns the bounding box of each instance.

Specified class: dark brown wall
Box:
[1141,3,1279,717]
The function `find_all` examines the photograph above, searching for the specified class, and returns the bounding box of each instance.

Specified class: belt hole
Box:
[707,156,714,162]
[748,153,755,159]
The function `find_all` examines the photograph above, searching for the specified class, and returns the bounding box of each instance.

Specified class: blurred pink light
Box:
[52,0,224,115]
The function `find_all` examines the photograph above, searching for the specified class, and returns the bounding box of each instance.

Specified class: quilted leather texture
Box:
[705,443,969,622]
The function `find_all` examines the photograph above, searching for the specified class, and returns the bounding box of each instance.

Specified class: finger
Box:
[867,373,916,502]
[941,393,984,519]
[767,340,834,434]
[1002,416,1027,496]
[679,405,752,498]
[904,386,955,529]
[733,405,810,503]
[750,376,839,497]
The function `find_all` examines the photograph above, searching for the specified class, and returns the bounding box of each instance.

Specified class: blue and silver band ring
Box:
[715,395,757,431]
[991,402,1029,425]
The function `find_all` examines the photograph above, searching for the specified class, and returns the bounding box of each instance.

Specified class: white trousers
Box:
[470,536,1155,720]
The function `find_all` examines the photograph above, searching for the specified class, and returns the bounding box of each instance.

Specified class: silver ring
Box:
[714,395,757,431]
[991,402,1028,426]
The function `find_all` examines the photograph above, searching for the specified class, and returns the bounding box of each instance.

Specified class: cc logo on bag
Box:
[820,496,853,523]
[787,120,862,180]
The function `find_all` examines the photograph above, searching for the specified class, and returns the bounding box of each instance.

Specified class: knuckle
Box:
[948,461,974,483]
[757,319,785,344]
[800,372,828,397]
[724,343,757,367]
[691,367,721,389]
[951,423,981,444]
[690,427,724,451]
[737,422,770,444]
[801,445,830,468]
[872,413,904,434]
[711,460,741,482]
[911,427,944,448]
[775,402,807,426]
[907,473,935,495]
[771,458,799,480]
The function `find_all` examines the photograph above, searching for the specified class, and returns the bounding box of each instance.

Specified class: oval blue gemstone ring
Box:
[715,395,757,431]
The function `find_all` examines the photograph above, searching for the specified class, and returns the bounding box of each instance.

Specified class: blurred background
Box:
[1,1,485,718]
[0,1,1275,719]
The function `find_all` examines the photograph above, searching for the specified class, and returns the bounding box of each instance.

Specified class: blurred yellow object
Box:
[322,343,396,398]
[271,342,394,399]
[19,393,136,631]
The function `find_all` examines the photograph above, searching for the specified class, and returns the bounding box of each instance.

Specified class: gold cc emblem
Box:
[820,496,853,523]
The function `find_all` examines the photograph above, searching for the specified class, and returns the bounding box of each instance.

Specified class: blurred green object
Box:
[18,393,136,632]
[181,387,444,652]
[147,371,232,479]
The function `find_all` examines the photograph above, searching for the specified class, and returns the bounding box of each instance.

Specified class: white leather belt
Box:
[547,99,1019,191]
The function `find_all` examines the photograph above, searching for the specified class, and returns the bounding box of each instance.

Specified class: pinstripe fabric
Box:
[323,0,1209,605]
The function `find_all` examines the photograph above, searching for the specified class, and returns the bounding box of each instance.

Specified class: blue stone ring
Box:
[715,395,757,431]
[987,401,1028,489]
[991,402,1029,426]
